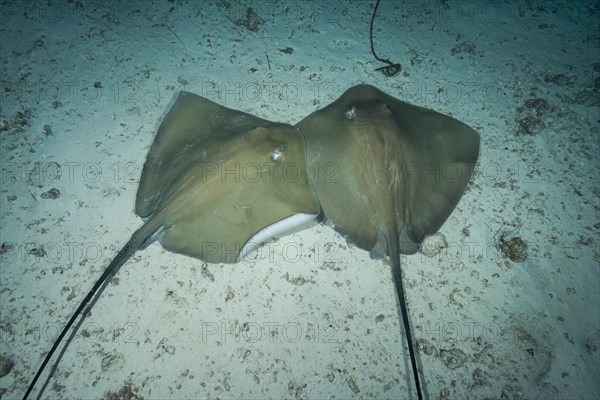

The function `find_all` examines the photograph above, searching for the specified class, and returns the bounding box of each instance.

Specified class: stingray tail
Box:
[390,258,424,400]
[22,223,155,400]
[385,224,425,400]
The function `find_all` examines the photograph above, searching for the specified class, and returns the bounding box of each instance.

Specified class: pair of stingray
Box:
[24,84,479,400]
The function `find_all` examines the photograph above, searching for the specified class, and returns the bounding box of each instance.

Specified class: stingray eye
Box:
[345,106,356,120]
[383,104,393,116]
[271,144,284,161]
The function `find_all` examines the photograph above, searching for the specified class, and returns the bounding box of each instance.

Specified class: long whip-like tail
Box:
[390,258,424,400]
[22,225,151,400]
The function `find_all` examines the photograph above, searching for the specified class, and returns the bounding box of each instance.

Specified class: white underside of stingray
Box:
[238,212,318,262]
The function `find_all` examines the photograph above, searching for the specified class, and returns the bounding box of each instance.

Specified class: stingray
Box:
[23,85,479,400]
[23,92,321,399]
[296,84,479,399]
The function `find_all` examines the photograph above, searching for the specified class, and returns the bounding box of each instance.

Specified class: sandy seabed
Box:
[1,1,599,399]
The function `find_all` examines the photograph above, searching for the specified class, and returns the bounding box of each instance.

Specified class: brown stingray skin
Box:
[296,84,479,260]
